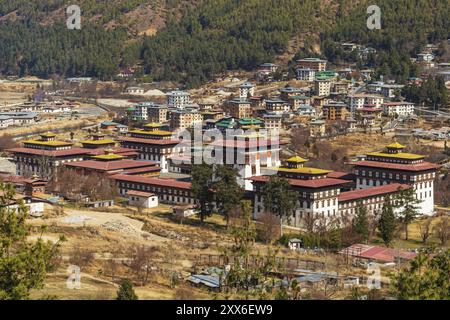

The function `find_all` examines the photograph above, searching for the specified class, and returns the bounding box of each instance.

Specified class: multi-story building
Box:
[265,99,290,115]
[118,125,184,173]
[132,102,168,122]
[112,174,195,205]
[322,102,349,120]
[258,63,278,75]
[352,142,441,215]
[208,134,283,190]
[239,82,255,99]
[249,155,428,227]
[296,68,315,81]
[297,58,327,71]
[263,114,282,132]
[7,133,91,179]
[348,94,384,112]
[225,99,252,119]
[279,86,304,101]
[64,150,161,177]
[250,156,350,225]
[314,79,331,97]
[170,109,203,130]
[167,90,190,109]
[309,119,326,138]
[382,102,415,117]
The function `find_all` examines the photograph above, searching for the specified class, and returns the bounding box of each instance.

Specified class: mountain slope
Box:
[0,0,448,86]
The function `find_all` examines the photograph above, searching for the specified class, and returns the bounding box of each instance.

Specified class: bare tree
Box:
[128,245,158,286]
[69,247,95,268]
[418,218,433,244]
[291,127,311,155]
[258,211,281,244]
[303,212,317,233]
[103,258,119,282]
[0,135,17,152]
[434,217,449,245]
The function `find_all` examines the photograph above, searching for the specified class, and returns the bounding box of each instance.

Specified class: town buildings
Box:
[7,133,90,179]
[297,58,327,71]
[170,109,203,130]
[167,90,190,109]
[382,102,415,117]
[314,79,331,97]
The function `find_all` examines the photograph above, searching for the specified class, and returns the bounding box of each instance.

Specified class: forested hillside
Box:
[0,0,449,87]
[321,0,450,82]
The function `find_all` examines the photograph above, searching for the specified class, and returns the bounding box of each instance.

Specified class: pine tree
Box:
[353,202,369,243]
[214,165,243,227]
[191,164,214,223]
[379,197,396,247]
[116,278,138,300]
[260,176,298,227]
[395,187,421,240]
[391,249,450,300]
[0,182,63,300]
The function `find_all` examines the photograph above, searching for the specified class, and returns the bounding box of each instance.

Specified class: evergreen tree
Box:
[0,182,63,300]
[395,187,422,240]
[191,164,214,222]
[391,249,450,300]
[260,176,298,226]
[116,278,138,300]
[378,196,396,247]
[353,202,369,243]
[213,165,243,227]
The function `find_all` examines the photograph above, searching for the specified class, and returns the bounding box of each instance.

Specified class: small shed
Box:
[288,238,302,251]
[127,190,158,209]
[172,205,196,218]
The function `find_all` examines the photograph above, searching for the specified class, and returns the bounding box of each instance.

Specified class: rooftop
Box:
[286,156,308,163]
[338,183,409,202]
[23,140,73,147]
[110,174,192,190]
[366,152,424,160]
[353,160,440,172]
[248,176,349,189]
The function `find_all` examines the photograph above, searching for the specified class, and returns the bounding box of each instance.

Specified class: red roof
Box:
[327,171,355,180]
[338,183,409,202]
[247,176,349,189]
[110,174,192,190]
[353,160,441,172]
[127,190,156,197]
[64,159,159,172]
[6,147,91,157]
[340,243,416,263]
[87,147,138,156]
[0,173,27,185]
[118,137,180,146]
[382,102,413,106]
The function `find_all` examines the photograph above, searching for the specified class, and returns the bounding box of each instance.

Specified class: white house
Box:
[167,90,190,109]
[0,116,14,128]
[127,190,159,209]
[296,68,316,81]
[125,86,145,95]
[382,102,415,117]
